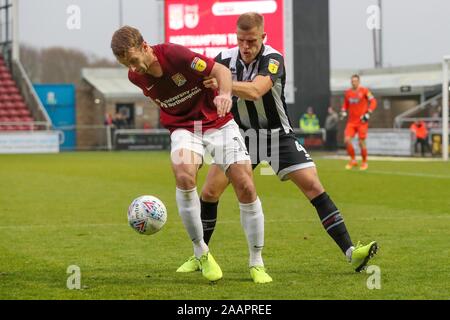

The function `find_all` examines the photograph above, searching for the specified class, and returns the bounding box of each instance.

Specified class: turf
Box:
[0,151,449,300]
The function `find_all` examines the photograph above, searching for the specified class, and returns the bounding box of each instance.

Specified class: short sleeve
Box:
[165,43,215,77]
[258,53,284,84]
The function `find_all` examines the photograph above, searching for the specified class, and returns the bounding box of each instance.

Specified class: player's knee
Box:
[235,179,256,203]
[174,172,196,190]
[201,186,222,202]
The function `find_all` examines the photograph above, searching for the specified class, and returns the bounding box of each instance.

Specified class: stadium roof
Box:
[331,63,443,96]
[83,64,445,99]
[82,68,144,99]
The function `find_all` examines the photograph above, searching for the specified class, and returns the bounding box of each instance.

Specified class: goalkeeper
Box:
[340,74,377,170]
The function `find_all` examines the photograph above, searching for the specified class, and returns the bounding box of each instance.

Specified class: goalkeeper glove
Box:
[339,110,348,120]
[360,111,371,123]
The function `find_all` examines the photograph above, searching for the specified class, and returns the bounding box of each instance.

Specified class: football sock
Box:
[200,198,218,245]
[361,147,368,162]
[175,187,208,258]
[311,192,353,254]
[240,197,264,267]
[346,142,355,160]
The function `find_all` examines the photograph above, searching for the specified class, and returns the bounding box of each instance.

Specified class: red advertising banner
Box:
[164,0,284,58]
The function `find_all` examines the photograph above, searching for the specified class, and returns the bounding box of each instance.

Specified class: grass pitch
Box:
[0,151,449,300]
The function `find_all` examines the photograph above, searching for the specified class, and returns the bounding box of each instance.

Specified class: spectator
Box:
[324,106,339,151]
[104,113,114,126]
[113,112,127,129]
[410,120,431,156]
[299,106,320,133]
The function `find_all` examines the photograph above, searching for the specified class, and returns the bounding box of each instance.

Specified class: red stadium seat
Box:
[10,94,22,102]
[4,102,15,109]
[14,101,27,109]
[7,109,20,116]
[6,86,19,94]
[18,109,31,116]
[0,73,12,80]
[21,116,33,122]
[2,80,15,87]
[0,109,8,116]
[10,116,22,122]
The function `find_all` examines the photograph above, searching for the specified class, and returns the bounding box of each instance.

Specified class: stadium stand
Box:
[0,55,35,131]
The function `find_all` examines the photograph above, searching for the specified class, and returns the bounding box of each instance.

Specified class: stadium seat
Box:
[4,102,14,109]
[10,94,22,102]
[14,101,27,109]
[17,109,31,117]
[21,116,33,122]
[2,79,15,87]
[0,73,12,80]
[5,86,19,94]
[7,109,20,116]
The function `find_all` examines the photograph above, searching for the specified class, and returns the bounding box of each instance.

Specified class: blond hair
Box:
[237,12,264,30]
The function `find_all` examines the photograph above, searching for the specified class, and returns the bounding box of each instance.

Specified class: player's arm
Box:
[209,62,233,118]
[361,90,377,123]
[231,76,273,101]
[340,93,349,120]
[234,53,285,101]
[203,74,272,101]
[205,53,282,101]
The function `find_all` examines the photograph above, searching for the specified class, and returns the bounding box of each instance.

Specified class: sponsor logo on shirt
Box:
[155,87,202,109]
[191,57,207,72]
[171,73,187,87]
[268,58,279,74]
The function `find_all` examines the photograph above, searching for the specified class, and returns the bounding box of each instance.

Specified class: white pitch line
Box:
[363,170,450,179]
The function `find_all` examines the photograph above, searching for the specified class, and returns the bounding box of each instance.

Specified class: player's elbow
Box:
[246,87,264,101]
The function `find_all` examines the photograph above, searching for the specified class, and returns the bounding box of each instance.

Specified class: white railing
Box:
[394,93,442,128]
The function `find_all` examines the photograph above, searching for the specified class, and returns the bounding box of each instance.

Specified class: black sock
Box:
[311,192,353,254]
[200,199,218,245]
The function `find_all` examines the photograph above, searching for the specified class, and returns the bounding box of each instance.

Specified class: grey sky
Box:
[18,0,450,69]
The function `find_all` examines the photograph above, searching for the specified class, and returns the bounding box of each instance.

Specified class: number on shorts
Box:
[233,137,249,155]
[295,140,310,158]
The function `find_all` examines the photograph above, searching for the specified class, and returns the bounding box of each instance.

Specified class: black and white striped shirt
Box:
[215,45,293,133]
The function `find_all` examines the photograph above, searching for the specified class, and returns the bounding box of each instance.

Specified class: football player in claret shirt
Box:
[340,74,377,170]
[111,25,272,283]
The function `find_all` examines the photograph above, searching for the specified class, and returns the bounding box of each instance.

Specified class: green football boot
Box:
[351,241,379,272]
[199,252,223,282]
[249,266,273,284]
[176,255,201,273]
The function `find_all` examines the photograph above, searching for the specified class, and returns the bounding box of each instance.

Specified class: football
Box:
[127,195,167,235]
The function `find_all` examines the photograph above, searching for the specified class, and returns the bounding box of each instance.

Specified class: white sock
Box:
[240,197,264,267]
[346,246,355,262]
[176,187,208,258]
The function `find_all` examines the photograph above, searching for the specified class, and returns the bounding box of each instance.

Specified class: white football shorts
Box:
[170,119,251,172]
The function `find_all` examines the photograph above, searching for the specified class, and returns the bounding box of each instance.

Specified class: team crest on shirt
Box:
[171,73,187,87]
[191,57,207,72]
[268,58,279,74]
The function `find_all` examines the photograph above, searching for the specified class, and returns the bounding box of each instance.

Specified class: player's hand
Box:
[203,76,219,90]
[360,112,371,123]
[214,94,232,118]
[339,110,347,120]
